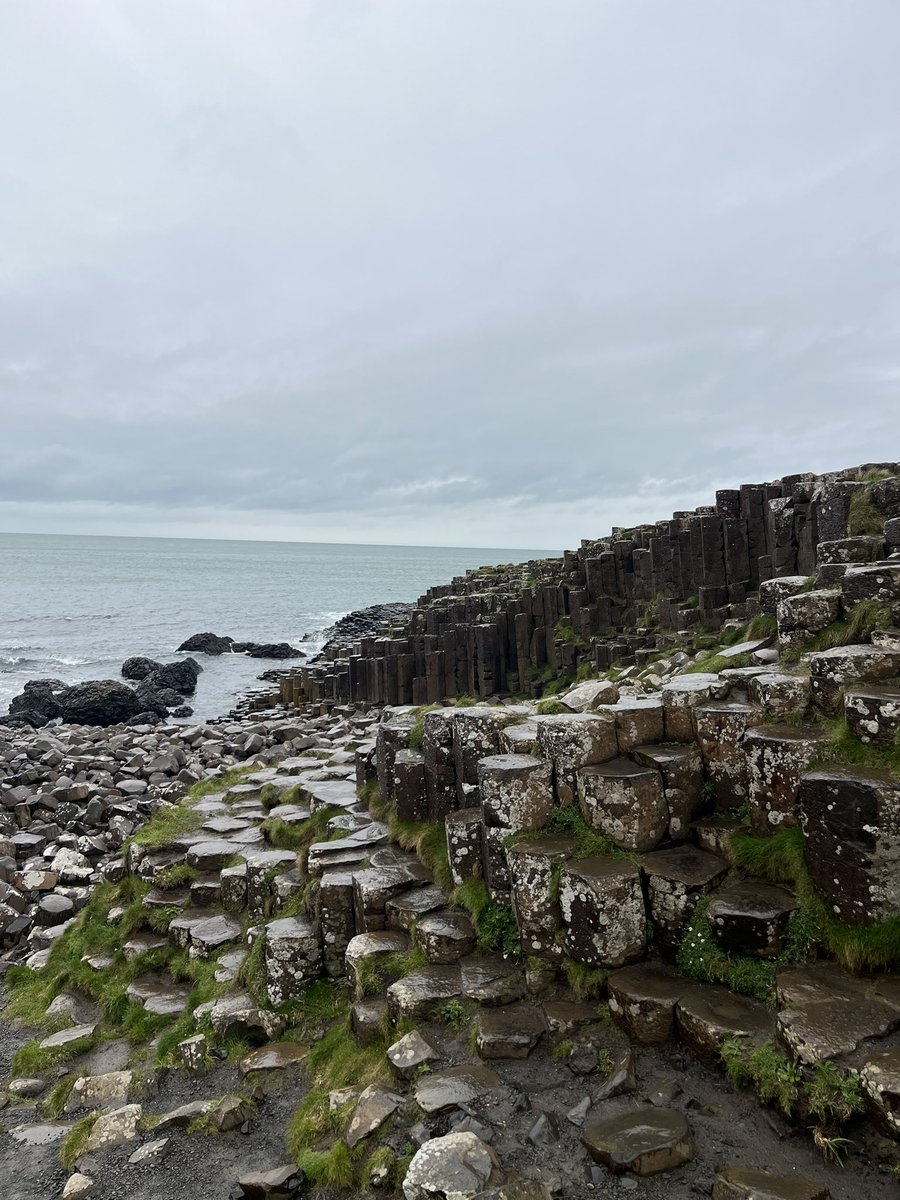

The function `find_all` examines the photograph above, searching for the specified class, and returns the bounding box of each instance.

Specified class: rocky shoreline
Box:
[1,465,899,1200]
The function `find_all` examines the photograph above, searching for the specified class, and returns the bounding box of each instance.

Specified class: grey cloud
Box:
[1,1,899,549]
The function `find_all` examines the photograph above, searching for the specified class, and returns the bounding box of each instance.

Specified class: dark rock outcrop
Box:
[311,603,413,660]
[121,656,162,681]
[177,633,234,656]
[58,680,147,726]
[6,679,67,727]
[231,642,304,660]
[150,658,202,695]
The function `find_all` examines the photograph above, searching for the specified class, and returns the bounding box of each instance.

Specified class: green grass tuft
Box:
[561,958,608,1001]
[388,817,453,890]
[676,897,776,1003]
[451,878,521,957]
[60,1113,98,1170]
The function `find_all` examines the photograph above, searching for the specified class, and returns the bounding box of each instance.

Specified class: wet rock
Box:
[860,1047,900,1138]
[641,844,728,950]
[777,994,900,1064]
[460,956,527,1007]
[403,1131,499,1200]
[712,1165,830,1200]
[708,880,798,957]
[344,1084,403,1148]
[155,1099,214,1131]
[239,1042,309,1076]
[559,855,646,968]
[578,758,667,852]
[608,963,689,1045]
[416,910,477,964]
[126,975,191,1016]
[675,986,774,1060]
[594,1048,637,1100]
[475,1005,544,1058]
[582,1107,694,1176]
[209,1094,256,1133]
[177,633,234,655]
[388,1030,440,1079]
[386,884,448,933]
[84,1103,142,1153]
[387,966,462,1021]
[414,1065,501,1115]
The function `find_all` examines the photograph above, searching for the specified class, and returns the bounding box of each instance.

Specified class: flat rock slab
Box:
[387,966,462,1021]
[236,1164,304,1199]
[460,956,527,1007]
[608,963,690,1045]
[186,839,238,870]
[125,975,191,1016]
[40,1023,97,1051]
[344,1084,403,1148]
[414,1065,501,1115]
[85,1103,142,1153]
[676,985,775,1059]
[582,1107,694,1176]
[712,1165,831,1200]
[388,1029,441,1080]
[777,996,900,1064]
[476,1006,545,1059]
[239,1042,309,1076]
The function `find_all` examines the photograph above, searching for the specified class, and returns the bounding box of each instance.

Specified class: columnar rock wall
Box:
[286,464,900,708]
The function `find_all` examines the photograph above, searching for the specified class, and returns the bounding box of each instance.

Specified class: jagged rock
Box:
[59,681,147,727]
[208,1094,256,1132]
[155,1099,215,1132]
[344,1084,403,1148]
[235,1164,304,1198]
[402,1132,499,1200]
[388,1030,440,1080]
[582,1107,694,1176]
[559,680,620,712]
[177,633,234,655]
[121,656,161,681]
[128,1138,171,1165]
[860,1047,900,1138]
[712,1166,830,1200]
[84,1103,142,1153]
[594,1048,637,1100]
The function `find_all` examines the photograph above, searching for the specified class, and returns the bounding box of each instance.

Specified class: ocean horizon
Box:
[0,531,556,721]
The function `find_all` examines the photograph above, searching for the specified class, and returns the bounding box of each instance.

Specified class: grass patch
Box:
[561,958,608,1001]
[356,947,429,998]
[388,817,452,890]
[262,804,343,870]
[809,716,900,779]
[721,1038,802,1116]
[436,998,472,1031]
[43,1072,84,1119]
[60,1113,98,1170]
[730,826,900,972]
[687,651,751,674]
[154,864,201,890]
[408,704,440,751]
[746,614,777,640]
[676,897,776,1003]
[536,699,568,715]
[849,483,887,536]
[782,600,894,662]
[511,806,636,863]
[452,878,521,957]
[132,768,250,848]
[806,1060,864,1126]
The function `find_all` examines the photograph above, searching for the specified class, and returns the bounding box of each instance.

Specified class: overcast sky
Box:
[1,2,898,551]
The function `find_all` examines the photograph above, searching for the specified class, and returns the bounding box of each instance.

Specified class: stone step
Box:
[844,683,900,748]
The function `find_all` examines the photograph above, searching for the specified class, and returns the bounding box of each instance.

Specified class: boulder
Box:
[582,1107,693,1175]
[121,656,161,681]
[403,1132,499,1200]
[58,681,146,727]
[177,632,234,655]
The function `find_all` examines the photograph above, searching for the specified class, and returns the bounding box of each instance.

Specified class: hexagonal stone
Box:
[694,701,760,808]
[125,975,190,1017]
[607,964,689,1045]
[609,696,664,751]
[798,767,900,924]
[708,881,797,958]
[475,1005,544,1059]
[413,1064,501,1115]
[577,759,667,852]
[641,845,728,950]
[345,930,409,997]
[185,839,236,870]
[265,915,322,1006]
[582,1107,694,1176]
[675,986,774,1059]
[478,754,554,833]
[777,995,900,1065]
[189,912,243,959]
[808,644,900,715]
[386,966,461,1021]
[415,910,477,964]
[445,809,484,888]
[506,834,576,958]
[353,862,432,932]
[845,684,900,749]
[452,707,530,791]
[559,856,646,968]
[386,884,447,932]
[393,749,428,822]
[776,589,841,654]
[748,672,812,720]
[535,712,618,805]
[632,742,703,838]
[712,1165,830,1200]
[460,955,527,1007]
[660,673,721,742]
[744,725,824,836]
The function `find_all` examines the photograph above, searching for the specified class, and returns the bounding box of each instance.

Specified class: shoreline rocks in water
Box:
[176,633,305,660]
[309,602,413,660]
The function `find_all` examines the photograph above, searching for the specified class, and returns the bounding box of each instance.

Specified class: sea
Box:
[0,532,553,722]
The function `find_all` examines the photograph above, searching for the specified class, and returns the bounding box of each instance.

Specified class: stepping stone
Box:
[577,759,668,852]
[712,1166,830,1200]
[39,1023,97,1052]
[845,684,900,749]
[777,994,900,1064]
[125,975,190,1016]
[264,916,322,1005]
[415,910,477,964]
[460,956,527,1007]
[353,862,432,932]
[344,1084,403,1149]
[477,753,554,833]
[196,993,284,1042]
[202,816,253,835]
[142,887,190,911]
[386,966,462,1021]
[708,881,797,958]
[190,877,222,906]
[345,931,409,997]
[506,835,577,957]
[414,1064,501,1115]
[122,931,168,960]
[186,839,237,870]
[446,809,484,887]
[65,1071,133,1113]
[239,1041,309,1076]
[215,946,247,984]
[535,712,618,806]
[608,964,689,1045]
[808,644,900,715]
[85,1103,142,1153]
[641,845,728,950]
[235,1165,304,1199]
[559,856,646,968]
[475,1006,544,1059]
[351,998,389,1045]
[385,884,447,932]
[168,909,212,949]
[582,1107,694,1176]
[189,912,242,958]
[387,1030,440,1080]
[155,1099,214,1132]
[542,1000,600,1037]
[675,986,774,1059]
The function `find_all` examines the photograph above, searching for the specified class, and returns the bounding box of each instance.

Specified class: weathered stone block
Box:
[506,834,576,958]
[799,767,900,924]
[675,986,773,1060]
[707,881,796,957]
[352,862,431,932]
[758,576,809,617]
[535,713,617,806]
[264,916,322,1007]
[632,743,703,839]
[317,870,356,977]
[480,824,512,899]
[582,1107,694,1176]
[475,1005,545,1059]
[607,963,690,1044]
[392,749,427,823]
[375,711,418,804]
[712,1166,830,1200]
[610,696,664,751]
[415,910,476,964]
[841,561,900,609]
[744,724,825,835]
[809,644,900,714]
[452,707,529,793]
[577,759,668,852]
[345,930,409,998]
[559,856,646,968]
[478,753,554,832]
[818,536,884,564]
[861,1048,900,1139]
[445,808,483,887]
[641,845,728,949]
[747,671,811,719]
[660,674,720,742]
[694,700,760,808]
[844,685,900,748]
[423,709,457,821]
[776,590,841,654]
